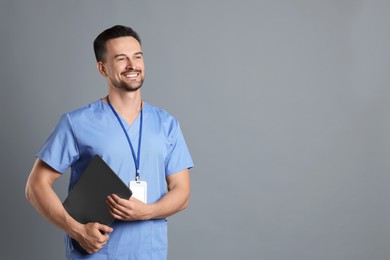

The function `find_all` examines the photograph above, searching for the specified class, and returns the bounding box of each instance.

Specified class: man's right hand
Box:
[74,222,113,254]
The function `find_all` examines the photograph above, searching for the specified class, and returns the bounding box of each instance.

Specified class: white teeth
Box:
[125,73,138,78]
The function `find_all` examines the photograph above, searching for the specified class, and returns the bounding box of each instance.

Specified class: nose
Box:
[125,57,136,70]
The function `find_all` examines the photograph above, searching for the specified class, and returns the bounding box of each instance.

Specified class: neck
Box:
[104,90,143,125]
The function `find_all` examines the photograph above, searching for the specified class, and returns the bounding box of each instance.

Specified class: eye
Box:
[115,55,127,62]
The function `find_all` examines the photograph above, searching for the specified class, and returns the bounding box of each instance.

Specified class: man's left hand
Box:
[107,194,152,221]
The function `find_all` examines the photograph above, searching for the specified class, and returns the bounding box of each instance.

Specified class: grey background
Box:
[1,0,389,259]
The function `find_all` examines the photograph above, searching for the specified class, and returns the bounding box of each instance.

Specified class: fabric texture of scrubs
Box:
[37,99,193,260]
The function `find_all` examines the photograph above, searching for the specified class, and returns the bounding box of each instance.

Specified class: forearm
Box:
[25,160,83,238]
[148,186,189,219]
[26,181,81,237]
[147,170,191,220]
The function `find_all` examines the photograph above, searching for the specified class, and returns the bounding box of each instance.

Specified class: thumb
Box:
[96,223,113,233]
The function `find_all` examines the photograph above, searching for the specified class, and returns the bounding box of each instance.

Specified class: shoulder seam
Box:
[65,113,80,163]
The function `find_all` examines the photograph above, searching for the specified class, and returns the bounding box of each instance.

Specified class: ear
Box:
[97,62,107,77]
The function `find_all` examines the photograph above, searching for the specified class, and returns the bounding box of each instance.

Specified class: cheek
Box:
[112,65,125,74]
[137,60,145,69]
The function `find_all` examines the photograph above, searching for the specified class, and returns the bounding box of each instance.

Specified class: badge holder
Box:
[130,176,147,203]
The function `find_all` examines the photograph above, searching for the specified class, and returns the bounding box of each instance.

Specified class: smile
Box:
[123,71,140,78]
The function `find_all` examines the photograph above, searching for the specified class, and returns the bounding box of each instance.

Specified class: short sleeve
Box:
[165,121,193,176]
[36,113,80,174]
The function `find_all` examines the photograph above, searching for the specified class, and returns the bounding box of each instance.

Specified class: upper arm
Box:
[166,169,190,193]
[26,158,62,192]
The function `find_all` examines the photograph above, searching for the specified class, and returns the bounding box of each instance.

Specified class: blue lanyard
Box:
[106,96,143,181]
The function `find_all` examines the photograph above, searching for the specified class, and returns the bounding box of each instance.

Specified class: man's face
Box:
[99,36,145,92]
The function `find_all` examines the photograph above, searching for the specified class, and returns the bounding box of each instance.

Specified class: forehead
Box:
[104,36,142,57]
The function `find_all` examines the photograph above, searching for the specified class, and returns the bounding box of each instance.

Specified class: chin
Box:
[124,83,143,92]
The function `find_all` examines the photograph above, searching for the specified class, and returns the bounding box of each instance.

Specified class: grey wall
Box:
[1,0,389,259]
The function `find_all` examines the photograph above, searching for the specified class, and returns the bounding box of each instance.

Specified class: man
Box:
[25,25,193,259]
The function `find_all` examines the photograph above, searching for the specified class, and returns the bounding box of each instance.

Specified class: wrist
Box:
[144,203,157,220]
[64,215,83,239]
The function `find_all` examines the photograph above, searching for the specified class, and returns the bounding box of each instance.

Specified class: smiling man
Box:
[25,25,193,260]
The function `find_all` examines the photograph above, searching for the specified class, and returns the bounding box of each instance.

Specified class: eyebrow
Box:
[114,52,143,59]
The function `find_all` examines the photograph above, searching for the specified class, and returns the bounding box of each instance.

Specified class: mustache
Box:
[122,69,142,74]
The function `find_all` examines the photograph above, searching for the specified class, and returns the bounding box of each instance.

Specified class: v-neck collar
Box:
[99,98,148,133]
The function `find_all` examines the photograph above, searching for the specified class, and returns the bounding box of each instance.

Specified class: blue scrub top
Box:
[37,99,193,259]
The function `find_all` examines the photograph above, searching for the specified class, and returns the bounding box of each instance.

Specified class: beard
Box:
[110,71,144,92]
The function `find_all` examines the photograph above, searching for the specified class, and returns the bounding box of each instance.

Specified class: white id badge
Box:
[130,181,147,203]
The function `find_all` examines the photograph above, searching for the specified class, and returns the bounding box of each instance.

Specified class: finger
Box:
[107,194,127,208]
[90,241,105,253]
[108,194,122,203]
[98,233,110,243]
[95,223,113,233]
[106,195,116,205]
[108,203,127,220]
[106,196,120,212]
[107,197,129,213]
[111,194,133,205]
[110,212,125,221]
